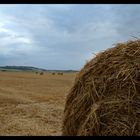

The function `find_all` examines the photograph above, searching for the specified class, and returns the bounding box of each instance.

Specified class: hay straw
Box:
[62,39,140,136]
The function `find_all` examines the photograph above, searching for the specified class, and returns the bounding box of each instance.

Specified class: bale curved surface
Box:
[62,40,140,136]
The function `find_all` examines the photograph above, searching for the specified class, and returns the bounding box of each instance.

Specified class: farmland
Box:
[0,71,77,136]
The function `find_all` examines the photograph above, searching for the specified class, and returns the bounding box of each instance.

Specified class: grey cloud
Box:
[0,4,140,70]
[109,4,140,38]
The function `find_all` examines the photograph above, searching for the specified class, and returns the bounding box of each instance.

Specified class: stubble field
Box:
[0,71,76,136]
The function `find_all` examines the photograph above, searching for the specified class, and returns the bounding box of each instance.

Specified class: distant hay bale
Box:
[1,70,6,72]
[58,72,63,75]
[62,39,140,136]
[40,72,44,75]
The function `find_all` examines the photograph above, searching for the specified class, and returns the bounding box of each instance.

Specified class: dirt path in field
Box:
[0,72,76,136]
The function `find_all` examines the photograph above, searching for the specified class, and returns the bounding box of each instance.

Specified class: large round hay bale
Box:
[62,40,140,136]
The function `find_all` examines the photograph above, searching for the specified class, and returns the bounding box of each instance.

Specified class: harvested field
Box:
[0,71,76,136]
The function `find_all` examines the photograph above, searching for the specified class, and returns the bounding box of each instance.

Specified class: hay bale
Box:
[62,39,140,136]
[1,70,6,72]
[40,72,43,75]
[58,72,63,75]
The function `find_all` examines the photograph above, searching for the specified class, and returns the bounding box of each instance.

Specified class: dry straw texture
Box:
[62,39,140,136]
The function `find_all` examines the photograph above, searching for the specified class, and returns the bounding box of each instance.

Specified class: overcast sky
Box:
[0,4,140,70]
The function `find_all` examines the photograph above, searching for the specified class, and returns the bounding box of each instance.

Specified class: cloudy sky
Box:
[0,4,140,70]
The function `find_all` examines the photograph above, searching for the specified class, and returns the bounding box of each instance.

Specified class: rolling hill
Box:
[0,66,78,73]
